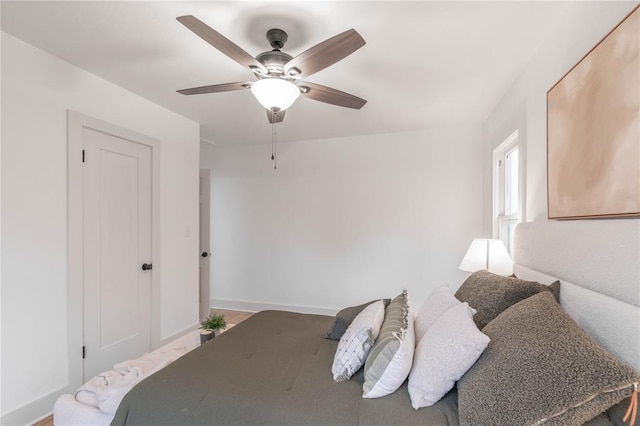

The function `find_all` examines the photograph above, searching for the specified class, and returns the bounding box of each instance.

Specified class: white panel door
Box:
[199,169,211,321]
[83,127,152,380]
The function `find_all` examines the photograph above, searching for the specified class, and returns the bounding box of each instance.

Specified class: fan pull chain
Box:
[271,119,275,161]
[269,110,278,170]
[274,118,277,170]
[271,122,277,170]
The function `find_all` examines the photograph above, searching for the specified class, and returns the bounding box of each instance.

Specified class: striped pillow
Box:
[363,290,415,398]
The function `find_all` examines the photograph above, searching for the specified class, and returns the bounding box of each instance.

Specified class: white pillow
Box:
[408,302,490,409]
[332,300,385,382]
[414,286,461,343]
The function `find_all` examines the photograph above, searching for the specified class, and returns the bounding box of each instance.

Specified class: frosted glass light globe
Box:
[251,78,300,111]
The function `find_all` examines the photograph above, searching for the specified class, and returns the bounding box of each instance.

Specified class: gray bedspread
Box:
[112,310,459,425]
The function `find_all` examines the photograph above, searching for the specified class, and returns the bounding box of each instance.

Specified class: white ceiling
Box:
[1,1,573,145]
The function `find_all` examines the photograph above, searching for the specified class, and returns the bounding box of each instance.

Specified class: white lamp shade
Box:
[459,238,513,275]
[250,78,300,111]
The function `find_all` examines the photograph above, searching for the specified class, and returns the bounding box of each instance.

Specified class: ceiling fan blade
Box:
[267,109,285,124]
[284,29,365,78]
[177,82,251,95]
[177,15,268,75]
[298,82,367,109]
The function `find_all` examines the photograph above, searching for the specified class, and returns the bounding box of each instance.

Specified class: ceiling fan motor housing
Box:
[255,50,293,76]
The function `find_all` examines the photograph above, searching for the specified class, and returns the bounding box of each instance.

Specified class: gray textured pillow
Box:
[325,298,391,340]
[455,270,559,329]
[513,273,561,301]
[457,292,639,426]
[548,280,561,301]
[583,397,640,425]
[603,397,639,426]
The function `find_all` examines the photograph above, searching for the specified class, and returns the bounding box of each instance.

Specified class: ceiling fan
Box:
[176,15,367,124]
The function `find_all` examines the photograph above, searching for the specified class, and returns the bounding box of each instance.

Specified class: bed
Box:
[62,220,640,425]
[111,310,458,425]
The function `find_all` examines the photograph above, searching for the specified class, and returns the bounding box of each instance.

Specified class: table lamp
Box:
[459,238,513,275]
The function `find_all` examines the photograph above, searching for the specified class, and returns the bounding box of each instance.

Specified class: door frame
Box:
[67,111,161,386]
[199,168,211,321]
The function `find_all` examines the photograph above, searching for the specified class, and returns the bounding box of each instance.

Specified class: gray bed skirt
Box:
[111,310,459,425]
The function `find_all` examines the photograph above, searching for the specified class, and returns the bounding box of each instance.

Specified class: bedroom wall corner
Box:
[482,1,638,233]
[1,33,200,425]
[202,127,484,315]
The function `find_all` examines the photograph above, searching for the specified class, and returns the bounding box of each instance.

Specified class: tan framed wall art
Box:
[547,5,640,219]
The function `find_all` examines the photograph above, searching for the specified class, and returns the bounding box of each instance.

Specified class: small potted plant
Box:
[200,313,227,344]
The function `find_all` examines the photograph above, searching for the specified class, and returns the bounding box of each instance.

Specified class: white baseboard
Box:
[156,322,200,349]
[1,383,71,426]
[210,298,338,317]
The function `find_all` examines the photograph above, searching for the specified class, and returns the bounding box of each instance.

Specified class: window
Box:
[493,131,521,256]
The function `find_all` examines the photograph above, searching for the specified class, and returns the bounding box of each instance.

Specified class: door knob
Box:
[201,252,209,258]
[142,263,152,271]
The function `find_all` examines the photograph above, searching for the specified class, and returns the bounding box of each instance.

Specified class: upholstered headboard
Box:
[513,220,640,374]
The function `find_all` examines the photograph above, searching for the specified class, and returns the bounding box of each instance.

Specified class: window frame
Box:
[493,130,522,256]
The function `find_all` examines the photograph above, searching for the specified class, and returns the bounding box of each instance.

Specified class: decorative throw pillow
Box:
[363,290,414,398]
[513,273,562,301]
[457,292,640,426]
[414,286,465,343]
[455,270,559,329]
[408,302,489,410]
[332,300,385,382]
[603,397,639,426]
[325,299,391,340]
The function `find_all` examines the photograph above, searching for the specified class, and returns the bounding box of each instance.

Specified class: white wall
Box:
[201,127,483,315]
[483,2,638,232]
[1,33,200,425]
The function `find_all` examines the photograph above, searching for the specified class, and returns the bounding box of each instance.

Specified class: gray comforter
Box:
[112,310,459,425]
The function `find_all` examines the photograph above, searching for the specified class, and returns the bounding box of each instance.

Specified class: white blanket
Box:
[55,325,237,425]
[75,347,187,414]
[54,395,113,426]
[54,329,203,425]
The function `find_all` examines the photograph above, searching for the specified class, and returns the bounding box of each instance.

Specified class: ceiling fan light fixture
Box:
[251,78,300,111]
[176,17,368,123]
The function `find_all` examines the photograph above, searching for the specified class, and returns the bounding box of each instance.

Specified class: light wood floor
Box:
[34,309,253,426]
[34,416,54,426]
[212,308,254,325]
